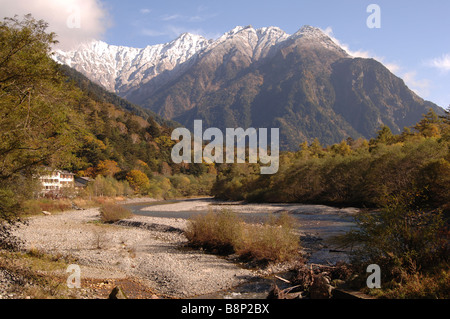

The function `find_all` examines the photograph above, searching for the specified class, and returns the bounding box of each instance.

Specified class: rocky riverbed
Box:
[11,208,260,298]
[7,199,357,299]
[135,198,358,265]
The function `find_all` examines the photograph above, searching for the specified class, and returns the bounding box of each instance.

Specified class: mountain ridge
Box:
[54,25,443,149]
[53,25,339,98]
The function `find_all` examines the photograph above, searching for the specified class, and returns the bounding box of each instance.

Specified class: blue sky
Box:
[2,0,449,108]
[101,0,450,108]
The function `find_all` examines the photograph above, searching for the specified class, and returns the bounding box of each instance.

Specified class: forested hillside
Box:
[1,15,448,220]
[59,64,180,128]
[0,15,213,223]
[213,109,450,215]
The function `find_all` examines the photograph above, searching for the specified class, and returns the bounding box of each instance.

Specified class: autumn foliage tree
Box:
[96,160,121,177]
[0,15,83,221]
[213,110,450,214]
[126,170,150,194]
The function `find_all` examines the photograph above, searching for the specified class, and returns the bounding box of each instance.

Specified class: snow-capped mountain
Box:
[54,25,441,149]
[54,32,211,95]
[53,25,343,97]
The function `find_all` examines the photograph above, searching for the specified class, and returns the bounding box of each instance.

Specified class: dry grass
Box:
[366,265,450,299]
[0,249,78,299]
[185,210,243,255]
[99,203,132,223]
[22,199,72,216]
[237,214,300,263]
[185,211,300,263]
[21,197,128,217]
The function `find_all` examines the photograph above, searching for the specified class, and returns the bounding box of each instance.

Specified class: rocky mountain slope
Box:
[54,25,442,149]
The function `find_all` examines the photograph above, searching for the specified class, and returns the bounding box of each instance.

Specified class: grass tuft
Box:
[185,211,300,263]
[99,203,132,223]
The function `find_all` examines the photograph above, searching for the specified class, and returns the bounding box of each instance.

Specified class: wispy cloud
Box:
[322,27,395,67]
[161,14,182,21]
[141,29,166,37]
[140,8,151,15]
[143,8,219,40]
[188,16,205,22]
[160,11,217,23]
[197,5,208,12]
[428,54,450,72]
[323,27,370,58]
[402,71,431,97]
[146,6,218,40]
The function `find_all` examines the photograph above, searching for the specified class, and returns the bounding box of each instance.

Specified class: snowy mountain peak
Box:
[54,33,210,94]
[53,25,349,95]
[290,25,349,55]
[298,25,325,36]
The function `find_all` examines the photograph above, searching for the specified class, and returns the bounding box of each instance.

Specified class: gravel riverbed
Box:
[12,209,259,298]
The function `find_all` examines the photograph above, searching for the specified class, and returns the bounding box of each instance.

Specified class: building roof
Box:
[74,177,92,187]
[40,167,75,176]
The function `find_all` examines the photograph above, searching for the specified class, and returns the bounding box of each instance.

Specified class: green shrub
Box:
[334,190,449,298]
[341,192,448,272]
[84,176,134,198]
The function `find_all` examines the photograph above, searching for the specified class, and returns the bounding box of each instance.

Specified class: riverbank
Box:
[140,198,360,217]
[10,208,261,299]
[136,198,358,264]
[5,197,358,299]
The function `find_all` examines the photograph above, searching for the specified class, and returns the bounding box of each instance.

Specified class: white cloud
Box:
[402,72,431,97]
[140,8,151,15]
[323,27,370,58]
[197,5,208,13]
[161,14,182,22]
[0,0,110,50]
[428,54,450,72]
[188,16,203,22]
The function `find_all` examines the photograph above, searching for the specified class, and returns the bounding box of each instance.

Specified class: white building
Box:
[40,169,75,195]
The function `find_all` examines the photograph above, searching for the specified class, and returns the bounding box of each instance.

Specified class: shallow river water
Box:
[122,198,359,299]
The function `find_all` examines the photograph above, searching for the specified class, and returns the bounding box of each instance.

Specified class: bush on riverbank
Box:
[237,213,299,263]
[185,211,300,263]
[334,190,450,298]
[99,203,132,223]
[185,210,243,255]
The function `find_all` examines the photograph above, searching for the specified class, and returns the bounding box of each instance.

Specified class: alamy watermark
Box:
[171,120,280,175]
[367,264,381,289]
[67,264,81,289]
[367,4,381,29]
[67,5,81,29]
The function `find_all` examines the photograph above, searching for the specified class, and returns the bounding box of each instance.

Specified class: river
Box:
[121,198,358,298]
[123,198,357,241]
